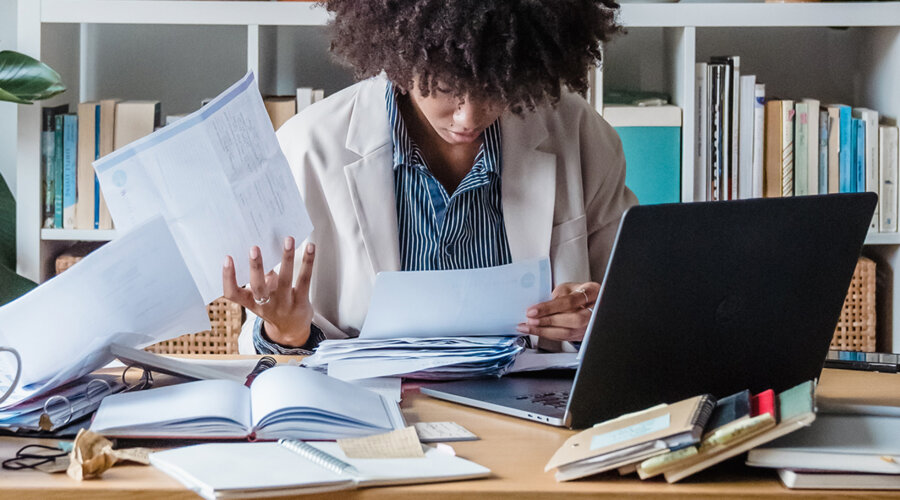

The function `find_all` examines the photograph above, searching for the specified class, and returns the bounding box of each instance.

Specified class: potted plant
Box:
[0,50,65,304]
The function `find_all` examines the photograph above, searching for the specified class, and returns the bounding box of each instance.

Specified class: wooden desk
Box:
[1,367,898,499]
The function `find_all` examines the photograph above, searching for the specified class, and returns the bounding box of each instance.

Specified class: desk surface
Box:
[1,367,899,499]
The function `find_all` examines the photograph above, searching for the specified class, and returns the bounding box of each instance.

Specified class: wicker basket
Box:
[830,256,877,352]
[55,251,244,355]
[146,297,245,355]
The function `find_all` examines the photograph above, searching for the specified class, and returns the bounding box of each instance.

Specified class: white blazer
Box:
[238,75,637,353]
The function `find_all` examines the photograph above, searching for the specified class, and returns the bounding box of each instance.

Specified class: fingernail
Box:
[526,308,537,317]
[284,237,293,251]
[250,246,259,259]
[307,243,315,254]
[516,325,528,333]
[223,256,231,268]
[527,318,539,326]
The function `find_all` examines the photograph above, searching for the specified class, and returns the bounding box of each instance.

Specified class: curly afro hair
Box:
[322,0,621,112]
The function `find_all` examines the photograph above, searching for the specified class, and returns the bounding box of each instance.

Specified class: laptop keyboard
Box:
[517,391,570,410]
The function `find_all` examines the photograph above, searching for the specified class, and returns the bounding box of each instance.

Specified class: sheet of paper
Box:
[327,350,518,380]
[509,350,579,373]
[0,217,210,409]
[337,426,424,459]
[360,257,551,339]
[94,71,313,303]
[352,377,402,402]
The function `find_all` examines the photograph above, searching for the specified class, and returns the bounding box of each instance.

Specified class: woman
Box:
[224,0,637,354]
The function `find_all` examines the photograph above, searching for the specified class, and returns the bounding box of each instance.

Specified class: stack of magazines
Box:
[304,337,525,381]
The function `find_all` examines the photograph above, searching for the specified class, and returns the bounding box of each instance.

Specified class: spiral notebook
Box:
[150,440,491,499]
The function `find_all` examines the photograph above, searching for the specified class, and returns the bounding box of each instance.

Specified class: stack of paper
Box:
[304,337,525,381]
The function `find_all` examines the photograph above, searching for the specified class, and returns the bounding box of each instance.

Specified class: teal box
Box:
[604,105,682,205]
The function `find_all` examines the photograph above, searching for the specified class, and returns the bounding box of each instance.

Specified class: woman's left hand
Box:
[516,281,600,342]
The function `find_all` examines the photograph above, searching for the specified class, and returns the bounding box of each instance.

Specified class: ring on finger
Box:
[574,288,591,308]
[254,295,271,306]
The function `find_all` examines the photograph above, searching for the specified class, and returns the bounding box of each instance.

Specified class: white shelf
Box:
[865,232,900,246]
[41,0,329,25]
[40,1,900,28]
[619,3,900,28]
[41,229,118,241]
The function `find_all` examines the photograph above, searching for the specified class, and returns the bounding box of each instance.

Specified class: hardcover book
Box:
[90,365,405,441]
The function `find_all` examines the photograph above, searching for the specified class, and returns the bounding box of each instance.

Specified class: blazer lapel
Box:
[343,77,401,274]
[501,111,556,262]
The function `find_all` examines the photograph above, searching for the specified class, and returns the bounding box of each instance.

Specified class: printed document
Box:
[94,71,313,303]
[0,217,210,408]
[360,257,551,338]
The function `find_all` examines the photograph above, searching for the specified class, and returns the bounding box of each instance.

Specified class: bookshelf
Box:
[15,1,900,348]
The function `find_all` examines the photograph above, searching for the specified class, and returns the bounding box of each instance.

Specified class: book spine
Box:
[695,62,708,202]
[41,111,55,229]
[94,105,101,229]
[709,64,726,201]
[53,115,64,229]
[729,58,740,201]
[76,102,97,230]
[764,100,782,198]
[781,101,795,197]
[839,106,852,193]
[880,125,899,232]
[855,118,866,194]
[804,99,820,196]
[752,84,765,199]
[62,114,79,230]
[818,110,828,195]
[849,118,859,192]
[721,64,733,200]
[738,75,755,200]
[690,394,718,431]
[794,102,808,197]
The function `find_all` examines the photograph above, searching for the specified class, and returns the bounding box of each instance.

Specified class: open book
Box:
[90,365,405,440]
[151,441,490,499]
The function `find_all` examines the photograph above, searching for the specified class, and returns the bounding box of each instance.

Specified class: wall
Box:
[0,0,17,197]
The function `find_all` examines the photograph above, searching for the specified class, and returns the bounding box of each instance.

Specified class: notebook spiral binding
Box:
[278,439,356,476]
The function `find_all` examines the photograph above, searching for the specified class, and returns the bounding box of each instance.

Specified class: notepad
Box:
[90,365,405,440]
[150,441,491,500]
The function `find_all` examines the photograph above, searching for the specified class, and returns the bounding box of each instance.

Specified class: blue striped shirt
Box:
[387,83,512,271]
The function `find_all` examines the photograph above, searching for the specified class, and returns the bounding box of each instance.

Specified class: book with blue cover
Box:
[838,105,852,193]
[603,104,682,205]
[854,118,866,194]
[53,115,64,228]
[61,114,78,229]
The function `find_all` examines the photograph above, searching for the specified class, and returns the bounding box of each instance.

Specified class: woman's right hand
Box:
[222,237,316,348]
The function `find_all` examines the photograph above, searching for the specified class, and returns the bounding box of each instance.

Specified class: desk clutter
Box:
[546,381,817,484]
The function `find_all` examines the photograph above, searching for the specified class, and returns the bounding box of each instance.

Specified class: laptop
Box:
[420,193,877,429]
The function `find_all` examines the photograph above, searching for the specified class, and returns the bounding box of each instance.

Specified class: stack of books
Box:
[41,100,162,230]
[747,411,900,489]
[695,55,899,235]
[545,380,817,483]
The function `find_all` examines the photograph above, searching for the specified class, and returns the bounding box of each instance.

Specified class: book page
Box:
[94,71,313,303]
[91,379,251,436]
[248,366,395,435]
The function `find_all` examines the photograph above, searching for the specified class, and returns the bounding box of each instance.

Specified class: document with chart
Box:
[94,71,313,303]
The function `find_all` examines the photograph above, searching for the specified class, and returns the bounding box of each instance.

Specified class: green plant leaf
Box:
[0,50,66,104]
[0,86,30,104]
